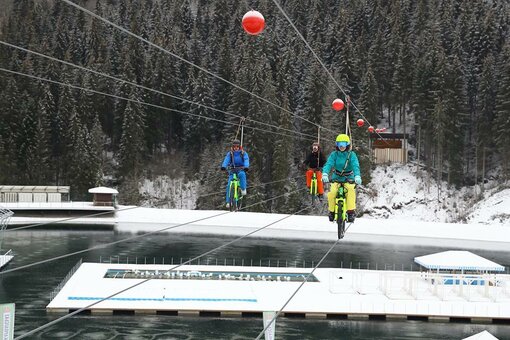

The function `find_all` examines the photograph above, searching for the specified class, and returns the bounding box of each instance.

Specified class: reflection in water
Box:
[1,230,510,339]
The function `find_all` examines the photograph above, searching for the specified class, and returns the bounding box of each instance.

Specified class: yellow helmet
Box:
[335,134,350,144]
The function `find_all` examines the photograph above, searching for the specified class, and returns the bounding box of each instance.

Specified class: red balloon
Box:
[368,126,375,133]
[332,99,344,111]
[356,119,364,127]
[242,10,265,35]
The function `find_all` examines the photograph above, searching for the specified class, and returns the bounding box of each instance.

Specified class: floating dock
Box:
[0,250,13,269]
[47,262,510,323]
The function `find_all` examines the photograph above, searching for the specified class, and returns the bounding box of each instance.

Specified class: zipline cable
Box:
[270,0,391,143]
[0,40,321,141]
[15,204,308,339]
[0,67,304,141]
[254,222,353,340]
[60,0,337,135]
[1,187,307,276]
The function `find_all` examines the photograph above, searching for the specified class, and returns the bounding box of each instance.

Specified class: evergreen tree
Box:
[494,44,510,180]
[118,89,146,179]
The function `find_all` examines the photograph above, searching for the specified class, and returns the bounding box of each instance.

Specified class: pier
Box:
[47,262,510,324]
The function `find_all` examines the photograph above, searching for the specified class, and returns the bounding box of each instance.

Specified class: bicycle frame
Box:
[334,185,347,222]
[227,168,243,211]
[230,173,240,201]
[332,180,351,239]
[310,172,318,196]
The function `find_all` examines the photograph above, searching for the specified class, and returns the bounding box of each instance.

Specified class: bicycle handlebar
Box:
[225,166,245,173]
[331,178,355,184]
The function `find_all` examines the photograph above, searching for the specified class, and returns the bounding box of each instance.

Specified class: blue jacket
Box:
[322,150,360,182]
[222,150,249,169]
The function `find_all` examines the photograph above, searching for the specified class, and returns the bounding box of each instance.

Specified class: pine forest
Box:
[0,0,509,211]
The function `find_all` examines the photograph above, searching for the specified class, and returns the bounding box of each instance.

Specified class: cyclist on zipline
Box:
[221,139,249,208]
[321,134,362,222]
[303,142,326,199]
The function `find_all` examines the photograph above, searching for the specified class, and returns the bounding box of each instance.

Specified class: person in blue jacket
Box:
[221,139,250,208]
[322,134,362,222]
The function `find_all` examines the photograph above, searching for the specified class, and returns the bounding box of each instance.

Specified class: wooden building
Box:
[369,133,409,164]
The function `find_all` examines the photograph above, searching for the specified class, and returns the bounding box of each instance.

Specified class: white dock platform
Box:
[47,263,510,323]
[2,201,115,212]
[0,251,14,269]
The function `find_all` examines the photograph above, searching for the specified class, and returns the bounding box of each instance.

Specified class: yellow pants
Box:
[327,182,356,212]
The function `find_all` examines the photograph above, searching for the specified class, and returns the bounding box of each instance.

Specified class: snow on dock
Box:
[47,262,510,323]
[115,209,510,250]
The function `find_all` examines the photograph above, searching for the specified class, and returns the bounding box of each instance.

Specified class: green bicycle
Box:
[227,167,243,211]
[310,170,319,204]
[332,179,354,239]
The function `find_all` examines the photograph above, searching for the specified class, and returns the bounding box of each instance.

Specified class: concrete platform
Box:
[0,251,13,269]
[47,263,510,324]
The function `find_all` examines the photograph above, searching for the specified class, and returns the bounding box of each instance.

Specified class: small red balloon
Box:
[368,126,375,133]
[332,99,344,111]
[242,10,265,35]
[356,119,364,127]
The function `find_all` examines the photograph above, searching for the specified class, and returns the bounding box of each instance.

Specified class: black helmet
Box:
[232,139,241,146]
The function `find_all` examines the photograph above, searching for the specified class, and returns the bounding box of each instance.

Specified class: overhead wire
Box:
[14,199,309,339]
[0,40,320,141]
[254,222,354,340]
[270,0,392,143]
[0,67,302,141]
[59,0,337,136]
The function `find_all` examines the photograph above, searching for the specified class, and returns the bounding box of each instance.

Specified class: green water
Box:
[1,229,510,339]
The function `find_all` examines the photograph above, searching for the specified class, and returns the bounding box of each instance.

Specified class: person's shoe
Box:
[328,211,335,222]
[225,203,231,209]
[241,189,247,196]
[347,210,356,222]
[318,194,324,201]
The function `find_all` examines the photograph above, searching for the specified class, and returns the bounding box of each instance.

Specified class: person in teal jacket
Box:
[322,134,362,222]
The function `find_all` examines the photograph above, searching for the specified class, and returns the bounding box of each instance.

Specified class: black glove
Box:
[244,168,249,172]
[221,167,226,171]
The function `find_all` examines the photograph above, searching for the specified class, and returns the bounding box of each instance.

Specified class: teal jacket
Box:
[322,150,361,182]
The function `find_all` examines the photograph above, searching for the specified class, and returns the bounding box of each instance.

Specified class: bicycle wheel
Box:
[310,179,317,204]
[336,198,346,239]
[229,183,236,212]
[337,216,346,239]
[235,186,243,211]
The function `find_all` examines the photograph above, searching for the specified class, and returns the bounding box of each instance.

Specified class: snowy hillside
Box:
[359,163,510,226]
[138,163,509,227]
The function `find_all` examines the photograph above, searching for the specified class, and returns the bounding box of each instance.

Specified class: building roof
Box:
[88,187,119,194]
[414,251,504,272]
[0,186,70,193]
[369,132,410,140]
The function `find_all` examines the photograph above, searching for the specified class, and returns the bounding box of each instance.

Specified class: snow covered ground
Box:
[359,163,510,226]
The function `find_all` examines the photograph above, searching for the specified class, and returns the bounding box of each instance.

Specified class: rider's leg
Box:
[316,171,324,194]
[327,183,339,212]
[238,170,247,195]
[305,169,313,188]
[344,182,356,210]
